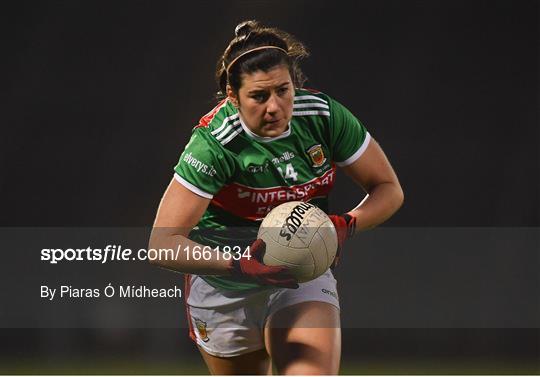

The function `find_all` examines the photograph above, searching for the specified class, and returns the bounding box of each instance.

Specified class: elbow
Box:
[148,251,161,267]
[147,230,163,267]
[394,182,404,211]
[148,227,187,270]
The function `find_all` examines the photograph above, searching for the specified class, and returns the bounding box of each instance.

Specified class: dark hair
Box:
[215,20,309,98]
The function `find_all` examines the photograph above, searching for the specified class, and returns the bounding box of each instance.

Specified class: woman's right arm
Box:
[148,177,232,275]
[149,177,298,288]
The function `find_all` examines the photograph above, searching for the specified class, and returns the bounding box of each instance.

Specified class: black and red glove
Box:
[328,213,357,267]
[229,239,299,289]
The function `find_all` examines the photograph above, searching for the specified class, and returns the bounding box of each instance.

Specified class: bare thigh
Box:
[264,301,341,375]
[198,346,272,375]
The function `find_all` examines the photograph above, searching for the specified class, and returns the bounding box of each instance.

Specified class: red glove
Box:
[328,213,357,267]
[230,239,299,289]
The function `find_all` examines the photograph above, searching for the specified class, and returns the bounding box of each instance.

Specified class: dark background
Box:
[1,0,538,374]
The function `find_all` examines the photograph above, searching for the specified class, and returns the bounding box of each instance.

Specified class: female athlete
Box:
[150,20,403,375]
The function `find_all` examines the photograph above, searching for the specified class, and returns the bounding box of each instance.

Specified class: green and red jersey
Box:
[174,88,370,290]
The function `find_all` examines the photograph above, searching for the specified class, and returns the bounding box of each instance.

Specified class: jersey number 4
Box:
[277,163,298,182]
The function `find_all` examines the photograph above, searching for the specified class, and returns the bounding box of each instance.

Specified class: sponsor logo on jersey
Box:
[247,152,295,174]
[279,202,314,241]
[272,151,295,165]
[183,152,217,177]
[193,317,209,342]
[306,144,327,167]
[211,168,336,220]
[235,169,334,204]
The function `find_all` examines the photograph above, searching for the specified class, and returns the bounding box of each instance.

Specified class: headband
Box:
[225,46,289,75]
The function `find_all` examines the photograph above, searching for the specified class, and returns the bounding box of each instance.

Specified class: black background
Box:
[1,0,538,374]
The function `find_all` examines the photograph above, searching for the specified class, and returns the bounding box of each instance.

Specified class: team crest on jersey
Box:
[193,317,209,342]
[306,144,326,167]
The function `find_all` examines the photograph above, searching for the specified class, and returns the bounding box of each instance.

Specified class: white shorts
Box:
[184,270,340,357]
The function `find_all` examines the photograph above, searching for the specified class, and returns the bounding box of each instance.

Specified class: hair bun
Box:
[234,20,260,37]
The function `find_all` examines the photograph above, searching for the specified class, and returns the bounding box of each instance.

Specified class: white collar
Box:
[238,114,292,143]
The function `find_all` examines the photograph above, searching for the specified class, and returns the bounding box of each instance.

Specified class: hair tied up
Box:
[215,20,309,99]
[234,20,260,37]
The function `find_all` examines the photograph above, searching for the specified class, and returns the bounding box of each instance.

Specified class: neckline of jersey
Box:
[238,114,292,143]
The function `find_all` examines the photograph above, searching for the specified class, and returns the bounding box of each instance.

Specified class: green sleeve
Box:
[329,97,371,166]
[173,128,235,198]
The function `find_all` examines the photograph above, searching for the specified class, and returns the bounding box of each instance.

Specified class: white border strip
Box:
[292,110,330,117]
[294,95,328,104]
[220,126,243,145]
[293,103,329,110]
[215,120,241,141]
[211,113,240,135]
[174,173,214,199]
[335,132,372,167]
[231,167,334,190]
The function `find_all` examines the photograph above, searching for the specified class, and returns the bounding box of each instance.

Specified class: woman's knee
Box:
[264,302,341,375]
[198,346,271,375]
[271,339,340,375]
